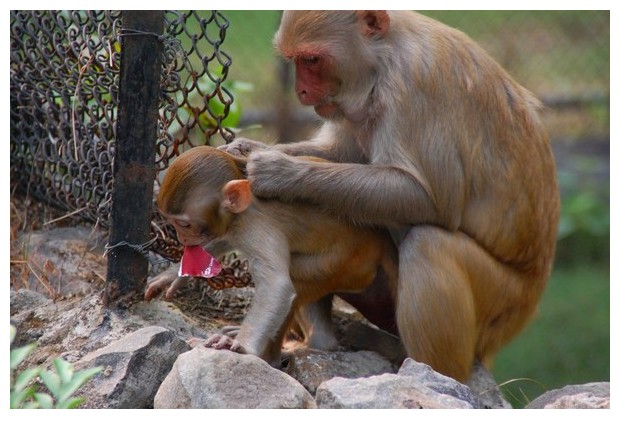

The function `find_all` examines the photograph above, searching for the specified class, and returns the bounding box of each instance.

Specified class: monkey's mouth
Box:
[179,245,222,278]
[314,102,339,118]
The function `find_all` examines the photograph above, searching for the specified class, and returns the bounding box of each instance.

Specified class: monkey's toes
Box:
[203,334,244,353]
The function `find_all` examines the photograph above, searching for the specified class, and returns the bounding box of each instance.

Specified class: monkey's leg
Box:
[295,295,339,350]
[230,272,297,367]
[396,226,530,383]
[337,265,398,336]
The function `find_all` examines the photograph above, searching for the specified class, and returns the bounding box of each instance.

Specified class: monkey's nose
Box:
[296,89,314,106]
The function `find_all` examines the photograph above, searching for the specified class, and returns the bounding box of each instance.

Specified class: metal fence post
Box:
[105,11,164,305]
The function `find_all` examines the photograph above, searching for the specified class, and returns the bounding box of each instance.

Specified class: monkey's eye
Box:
[301,56,320,67]
[176,220,191,229]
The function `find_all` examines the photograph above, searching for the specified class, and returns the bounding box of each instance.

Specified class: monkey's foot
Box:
[203,333,246,353]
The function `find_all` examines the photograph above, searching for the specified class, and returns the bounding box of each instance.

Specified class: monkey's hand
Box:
[219,138,270,158]
[202,333,246,354]
[247,150,302,199]
[144,263,189,301]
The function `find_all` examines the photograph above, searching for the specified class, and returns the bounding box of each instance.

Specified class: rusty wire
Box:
[10,11,250,288]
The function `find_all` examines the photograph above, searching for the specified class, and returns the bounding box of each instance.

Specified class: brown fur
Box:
[226,11,560,381]
[146,145,399,366]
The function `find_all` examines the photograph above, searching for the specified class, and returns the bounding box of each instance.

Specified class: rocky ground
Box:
[9,195,610,409]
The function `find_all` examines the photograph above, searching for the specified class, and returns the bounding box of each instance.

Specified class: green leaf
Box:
[75,366,103,383]
[33,393,54,409]
[10,386,37,409]
[57,366,103,403]
[10,325,16,344]
[39,369,61,397]
[10,343,37,370]
[21,400,41,409]
[57,397,85,409]
[13,366,40,392]
[53,357,74,384]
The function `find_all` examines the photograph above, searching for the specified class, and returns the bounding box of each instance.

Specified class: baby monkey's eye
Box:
[176,220,191,228]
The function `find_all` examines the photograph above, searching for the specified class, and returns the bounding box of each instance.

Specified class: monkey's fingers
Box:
[246,150,294,198]
[203,333,226,348]
[144,264,181,301]
[164,276,190,300]
[144,278,167,301]
[220,138,268,157]
[204,334,246,353]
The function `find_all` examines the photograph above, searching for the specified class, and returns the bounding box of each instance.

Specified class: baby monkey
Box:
[145,145,398,366]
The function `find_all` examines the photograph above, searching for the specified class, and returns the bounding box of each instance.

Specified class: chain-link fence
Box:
[10,10,236,263]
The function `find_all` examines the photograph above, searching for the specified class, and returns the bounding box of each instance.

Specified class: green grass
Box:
[220,11,283,108]
[493,263,610,408]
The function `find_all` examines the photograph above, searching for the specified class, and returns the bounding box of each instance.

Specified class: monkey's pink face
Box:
[293,54,341,118]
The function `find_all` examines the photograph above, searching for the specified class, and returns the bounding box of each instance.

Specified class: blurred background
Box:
[215,10,610,407]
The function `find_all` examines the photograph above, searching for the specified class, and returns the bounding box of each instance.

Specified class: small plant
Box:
[555,170,610,264]
[10,325,102,409]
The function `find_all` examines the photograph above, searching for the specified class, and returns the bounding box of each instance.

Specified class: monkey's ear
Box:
[357,11,390,38]
[222,179,252,214]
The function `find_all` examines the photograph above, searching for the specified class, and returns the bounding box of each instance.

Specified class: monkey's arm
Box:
[223,123,364,163]
[248,150,443,228]
[204,233,297,366]
[204,268,296,366]
[273,124,363,162]
[234,269,296,365]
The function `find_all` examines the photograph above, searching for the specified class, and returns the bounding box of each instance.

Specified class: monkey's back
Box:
[258,199,398,305]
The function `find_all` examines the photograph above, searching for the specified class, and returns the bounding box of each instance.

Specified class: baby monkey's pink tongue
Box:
[179,246,222,278]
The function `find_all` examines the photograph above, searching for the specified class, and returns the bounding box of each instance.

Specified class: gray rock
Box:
[155,347,316,409]
[10,288,52,315]
[286,348,395,394]
[316,374,473,409]
[398,358,481,407]
[526,382,610,409]
[76,326,189,408]
[466,361,512,409]
[130,299,211,341]
[10,289,210,368]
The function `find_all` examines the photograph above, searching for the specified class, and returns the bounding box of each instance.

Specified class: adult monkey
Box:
[223,11,560,382]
